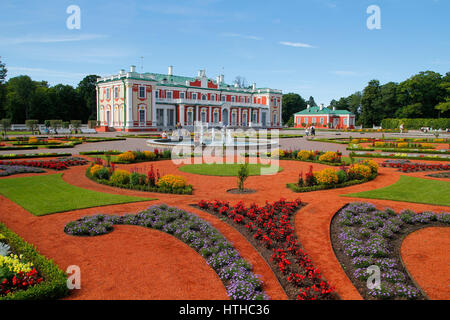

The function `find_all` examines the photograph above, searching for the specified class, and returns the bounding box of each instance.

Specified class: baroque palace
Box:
[96,66,283,132]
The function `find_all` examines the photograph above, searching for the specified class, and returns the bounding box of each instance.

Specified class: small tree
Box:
[62,121,70,129]
[88,120,97,129]
[0,118,11,139]
[71,120,82,134]
[25,120,39,135]
[49,120,63,134]
[237,163,250,191]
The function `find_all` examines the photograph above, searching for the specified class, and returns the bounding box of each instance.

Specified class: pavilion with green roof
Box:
[294,104,355,129]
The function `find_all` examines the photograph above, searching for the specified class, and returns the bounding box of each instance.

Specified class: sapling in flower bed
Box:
[331,202,450,300]
[64,205,267,300]
[197,199,336,300]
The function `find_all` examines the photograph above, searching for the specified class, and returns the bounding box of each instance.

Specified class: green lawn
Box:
[179,163,282,176]
[0,174,156,216]
[342,175,450,206]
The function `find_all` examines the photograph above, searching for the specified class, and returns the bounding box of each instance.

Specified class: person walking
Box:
[400,123,404,134]
[305,126,310,137]
[311,125,316,137]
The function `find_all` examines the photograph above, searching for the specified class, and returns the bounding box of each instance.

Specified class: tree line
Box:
[283,70,450,127]
[0,58,99,124]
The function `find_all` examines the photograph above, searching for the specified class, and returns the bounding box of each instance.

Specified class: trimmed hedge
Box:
[287,173,377,193]
[0,153,72,160]
[381,118,450,130]
[349,152,450,162]
[0,222,69,300]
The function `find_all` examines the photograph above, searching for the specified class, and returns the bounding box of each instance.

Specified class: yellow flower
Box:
[117,151,135,162]
[313,168,339,185]
[318,151,340,163]
[90,164,104,176]
[156,175,187,190]
[297,150,313,161]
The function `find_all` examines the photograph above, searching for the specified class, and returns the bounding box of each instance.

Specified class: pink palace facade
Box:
[96,66,283,132]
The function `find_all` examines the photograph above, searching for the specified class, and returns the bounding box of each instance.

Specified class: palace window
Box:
[114,87,119,99]
[344,118,348,125]
[166,91,173,99]
[202,94,207,101]
[320,118,324,124]
[106,88,111,100]
[139,86,145,99]
[180,92,185,99]
[211,94,216,101]
[192,93,198,100]
[213,110,219,123]
[155,90,159,99]
[231,96,235,102]
[221,95,226,102]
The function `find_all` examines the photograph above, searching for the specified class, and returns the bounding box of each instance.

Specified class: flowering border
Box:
[330,202,450,300]
[0,222,68,300]
[197,199,336,300]
[64,204,267,300]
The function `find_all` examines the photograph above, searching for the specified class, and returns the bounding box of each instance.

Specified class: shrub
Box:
[156,175,187,190]
[117,151,135,162]
[90,164,104,177]
[313,168,339,185]
[96,167,111,180]
[348,164,372,180]
[110,169,131,185]
[144,151,156,160]
[359,159,379,174]
[130,172,146,186]
[397,142,408,149]
[374,142,385,148]
[297,150,313,161]
[318,151,340,163]
[337,170,347,184]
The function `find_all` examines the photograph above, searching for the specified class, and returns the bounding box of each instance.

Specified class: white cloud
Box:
[279,41,316,48]
[1,34,109,45]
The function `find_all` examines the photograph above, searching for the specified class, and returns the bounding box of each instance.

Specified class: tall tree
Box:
[77,75,100,121]
[379,82,401,118]
[282,93,307,124]
[5,76,35,123]
[307,96,317,107]
[360,80,382,127]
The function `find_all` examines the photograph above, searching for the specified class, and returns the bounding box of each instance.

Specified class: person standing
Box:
[311,125,316,136]
[400,123,404,134]
[305,126,310,137]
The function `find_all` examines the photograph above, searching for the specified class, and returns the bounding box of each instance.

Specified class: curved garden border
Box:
[64,204,267,300]
[330,202,449,300]
[196,199,337,300]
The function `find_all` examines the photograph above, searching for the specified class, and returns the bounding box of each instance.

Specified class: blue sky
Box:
[1,0,449,104]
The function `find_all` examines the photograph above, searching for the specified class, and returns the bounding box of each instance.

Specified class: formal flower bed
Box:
[0,153,72,160]
[287,160,378,193]
[0,157,88,171]
[197,199,336,300]
[331,202,450,300]
[347,146,450,155]
[349,152,450,162]
[0,165,45,177]
[426,172,450,178]
[0,222,68,299]
[64,204,267,300]
[381,161,450,172]
[86,163,193,194]
[245,150,345,166]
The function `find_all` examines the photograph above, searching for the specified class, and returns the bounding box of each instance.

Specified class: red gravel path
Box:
[401,227,450,300]
[0,156,448,300]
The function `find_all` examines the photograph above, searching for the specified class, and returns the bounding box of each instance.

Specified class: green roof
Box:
[295,106,353,115]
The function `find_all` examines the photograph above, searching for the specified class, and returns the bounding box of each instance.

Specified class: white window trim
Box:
[139,86,146,99]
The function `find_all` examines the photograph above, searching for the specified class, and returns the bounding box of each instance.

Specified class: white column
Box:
[208,107,212,125]
[126,82,133,128]
[179,104,185,126]
[163,109,168,128]
[152,88,157,128]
